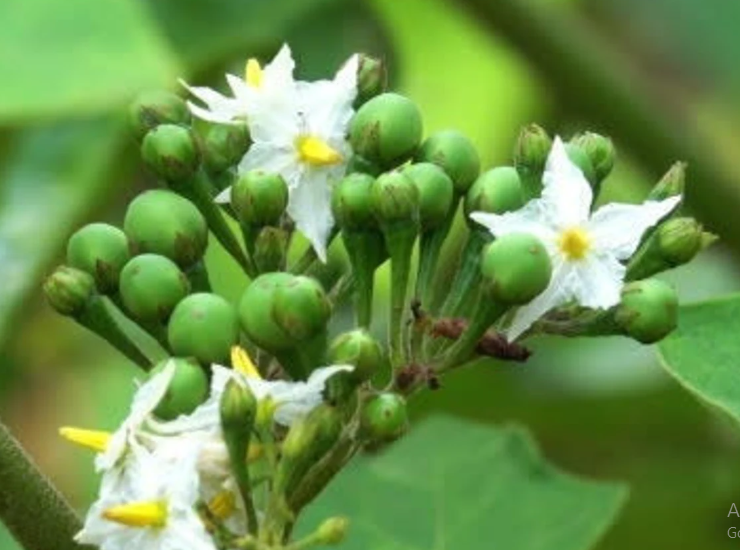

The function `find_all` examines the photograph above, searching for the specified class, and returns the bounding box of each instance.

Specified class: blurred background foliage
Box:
[2,0,740,548]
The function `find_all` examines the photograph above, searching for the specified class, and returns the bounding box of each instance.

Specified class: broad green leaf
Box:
[658,294,740,423]
[0,0,180,121]
[300,416,627,550]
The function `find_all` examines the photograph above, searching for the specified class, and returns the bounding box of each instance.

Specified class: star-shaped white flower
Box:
[470,137,681,341]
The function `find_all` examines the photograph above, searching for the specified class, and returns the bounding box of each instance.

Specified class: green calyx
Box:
[167,293,239,365]
[329,329,384,383]
[129,90,191,141]
[141,124,200,182]
[564,143,596,186]
[464,166,525,221]
[150,358,208,421]
[124,190,208,269]
[119,254,190,322]
[356,54,387,107]
[615,279,678,344]
[220,379,257,440]
[370,170,420,225]
[315,517,350,546]
[273,276,331,342]
[649,162,686,201]
[402,163,455,231]
[43,266,95,317]
[202,122,251,173]
[571,132,615,183]
[231,170,289,228]
[350,93,423,169]
[66,223,130,294]
[415,130,481,194]
[360,393,408,443]
[332,173,378,231]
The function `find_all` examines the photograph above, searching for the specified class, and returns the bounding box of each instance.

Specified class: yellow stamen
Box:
[245,59,263,88]
[558,227,592,260]
[231,346,261,379]
[296,135,343,167]
[102,500,168,528]
[59,427,111,453]
[208,490,236,520]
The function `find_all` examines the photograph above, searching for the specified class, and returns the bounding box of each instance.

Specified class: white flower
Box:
[470,137,680,341]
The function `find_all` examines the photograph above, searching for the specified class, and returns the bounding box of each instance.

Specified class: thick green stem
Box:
[0,422,91,550]
[382,224,417,368]
[342,231,385,328]
[439,300,509,372]
[439,229,489,317]
[415,203,457,310]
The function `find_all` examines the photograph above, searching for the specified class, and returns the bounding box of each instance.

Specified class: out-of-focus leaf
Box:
[300,416,627,550]
[659,294,740,423]
[0,0,180,121]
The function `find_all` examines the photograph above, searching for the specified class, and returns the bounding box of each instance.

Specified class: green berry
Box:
[273,276,331,341]
[315,517,350,546]
[571,132,615,183]
[329,329,384,383]
[119,254,190,322]
[464,167,525,220]
[403,163,454,231]
[616,279,678,344]
[370,171,420,224]
[564,143,596,185]
[150,358,208,421]
[238,273,294,351]
[202,122,251,173]
[356,54,387,107]
[167,293,239,364]
[360,393,408,443]
[141,124,200,182]
[415,130,480,194]
[124,190,208,268]
[129,91,191,141]
[332,173,377,231]
[231,170,289,227]
[481,233,552,304]
[350,93,423,168]
[43,266,95,317]
[66,223,130,294]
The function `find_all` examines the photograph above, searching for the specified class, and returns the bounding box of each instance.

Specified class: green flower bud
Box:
[402,163,454,231]
[564,143,596,185]
[350,93,423,168]
[360,393,408,443]
[273,276,331,341]
[202,122,251,173]
[415,130,480,194]
[141,124,200,182]
[44,266,95,317]
[481,233,551,305]
[253,226,289,273]
[329,329,384,383]
[124,190,208,269]
[238,273,294,351]
[514,124,552,175]
[231,170,289,228]
[220,379,257,446]
[347,154,382,177]
[332,173,377,230]
[315,517,350,546]
[657,217,703,266]
[571,132,615,183]
[370,171,420,224]
[649,162,686,201]
[119,254,190,322]
[66,223,130,294]
[150,358,208,421]
[615,279,678,344]
[167,293,239,364]
[128,91,190,141]
[464,167,525,221]
[356,54,387,107]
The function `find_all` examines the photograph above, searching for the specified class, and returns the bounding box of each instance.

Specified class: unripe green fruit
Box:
[332,173,377,230]
[119,254,190,322]
[124,190,208,268]
[350,93,423,168]
[356,54,387,106]
[66,223,130,294]
[141,124,200,182]
[329,329,384,383]
[415,130,480,194]
[370,171,420,223]
[202,122,251,173]
[481,233,551,304]
[150,358,208,421]
[44,266,95,316]
[616,279,678,344]
[129,91,191,141]
[273,276,331,341]
[316,517,350,546]
[571,132,615,183]
[360,393,408,443]
[402,163,454,231]
[514,124,552,174]
[564,143,596,185]
[167,293,239,364]
[231,170,289,227]
[658,217,703,265]
[238,273,294,351]
[464,167,525,220]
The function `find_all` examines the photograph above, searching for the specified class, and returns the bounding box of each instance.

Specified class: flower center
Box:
[296,135,343,167]
[558,227,591,260]
[59,427,111,453]
[245,58,263,88]
[103,500,168,528]
[208,490,236,520]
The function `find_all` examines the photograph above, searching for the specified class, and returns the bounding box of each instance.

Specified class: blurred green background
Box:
[3,0,740,548]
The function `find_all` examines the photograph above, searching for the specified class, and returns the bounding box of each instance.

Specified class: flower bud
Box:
[119,254,190,322]
[514,124,552,199]
[231,170,289,228]
[66,223,130,294]
[564,143,596,185]
[331,173,377,230]
[141,124,200,182]
[44,266,95,317]
[273,276,331,341]
[571,132,615,183]
[253,226,289,273]
[356,54,387,106]
[415,130,480,194]
[315,517,350,546]
[615,279,678,344]
[464,167,525,221]
[360,393,408,443]
[238,273,294,351]
[648,162,686,201]
[657,217,703,266]
[329,329,384,383]
[124,190,208,269]
[349,93,423,168]
[480,233,551,305]
[128,91,190,141]
[202,122,251,173]
[370,171,420,224]
[150,358,208,421]
[402,163,454,231]
[220,379,257,444]
[167,293,239,364]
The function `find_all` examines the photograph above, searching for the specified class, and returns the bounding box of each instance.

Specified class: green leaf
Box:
[300,416,627,550]
[0,0,180,121]
[659,294,740,423]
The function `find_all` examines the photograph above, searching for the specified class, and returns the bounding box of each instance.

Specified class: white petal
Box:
[571,253,625,309]
[469,200,557,245]
[298,55,358,136]
[129,361,176,422]
[286,170,336,262]
[541,137,593,227]
[262,44,297,93]
[181,80,245,123]
[588,196,681,260]
[226,73,253,103]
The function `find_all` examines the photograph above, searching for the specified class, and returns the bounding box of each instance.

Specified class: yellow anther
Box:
[245,59,263,88]
[558,227,592,260]
[208,490,236,520]
[102,500,168,528]
[231,346,261,379]
[296,135,343,167]
[59,427,111,453]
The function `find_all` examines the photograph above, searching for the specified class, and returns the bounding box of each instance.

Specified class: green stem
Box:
[415,203,457,310]
[0,422,91,550]
[185,260,212,292]
[439,229,489,317]
[108,294,169,353]
[382,224,417,368]
[342,231,385,328]
[439,301,509,372]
